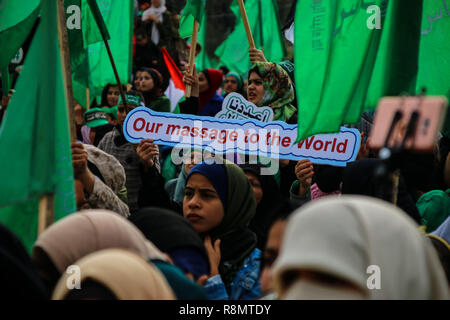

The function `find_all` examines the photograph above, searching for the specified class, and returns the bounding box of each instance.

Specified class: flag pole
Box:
[238,0,255,49]
[86,87,90,110]
[185,20,199,98]
[38,0,76,234]
[57,0,76,142]
[102,38,128,108]
[85,0,128,108]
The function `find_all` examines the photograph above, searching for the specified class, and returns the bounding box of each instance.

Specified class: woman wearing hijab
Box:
[130,207,210,281]
[0,224,48,299]
[180,67,224,117]
[52,249,175,300]
[165,149,203,208]
[273,196,449,299]
[247,62,297,123]
[222,71,244,97]
[138,67,171,113]
[183,161,261,300]
[32,209,166,294]
[240,164,283,250]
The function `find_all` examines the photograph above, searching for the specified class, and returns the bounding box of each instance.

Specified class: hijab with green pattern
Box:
[249,62,296,122]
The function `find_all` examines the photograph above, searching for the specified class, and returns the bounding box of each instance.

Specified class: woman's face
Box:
[224,75,238,94]
[134,71,142,90]
[139,71,155,92]
[260,219,286,294]
[183,173,225,234]
[107,86,120,107]
[244,171,263,204]
[198,72,210,94]
[247,72,265,105]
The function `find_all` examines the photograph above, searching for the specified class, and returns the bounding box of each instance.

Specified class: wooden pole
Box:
[238,0,255,49]
[57,0,76,142]
[38,194,54,236]
[185,20,199,98]
[37,0,76,234]
[86,87,90,110]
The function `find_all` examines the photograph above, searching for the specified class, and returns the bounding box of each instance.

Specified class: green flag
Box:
[295,0,423,141]
[85,0,134,98]
[212,0,286,75]
[0,0,76,253]
[0,0,40,70]
[179,0,206,39]
[416,0,450,136]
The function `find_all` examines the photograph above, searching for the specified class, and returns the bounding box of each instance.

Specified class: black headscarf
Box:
[0,224,48,299]
[240,164,283,250]
[129,207,210,279]
[341,159,421,224]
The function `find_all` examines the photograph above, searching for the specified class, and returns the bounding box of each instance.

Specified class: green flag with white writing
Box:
[0,0,40,70]
[0,0,76,253]
[416,0,450,136]
[295,0,423,141]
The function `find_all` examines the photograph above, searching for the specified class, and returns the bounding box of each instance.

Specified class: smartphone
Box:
[369,96,448,153]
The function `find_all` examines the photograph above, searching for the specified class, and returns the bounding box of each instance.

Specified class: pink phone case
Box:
[370,96,448,152]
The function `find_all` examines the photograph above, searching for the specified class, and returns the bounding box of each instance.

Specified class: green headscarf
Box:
[417,189,450,233]
[249,62,296,122]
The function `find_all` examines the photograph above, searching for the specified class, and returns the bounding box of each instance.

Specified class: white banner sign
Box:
[124,108,360,167]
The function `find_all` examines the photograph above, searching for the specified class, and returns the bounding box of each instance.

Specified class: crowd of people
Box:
[1,0,450,300]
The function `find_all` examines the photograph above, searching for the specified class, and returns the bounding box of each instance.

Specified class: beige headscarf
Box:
[52,249,175,300]
[33,209,166,273]
[273,196,449,300]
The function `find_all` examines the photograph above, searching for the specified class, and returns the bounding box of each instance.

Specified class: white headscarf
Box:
[273,196,449,300]
[141,0,166,45]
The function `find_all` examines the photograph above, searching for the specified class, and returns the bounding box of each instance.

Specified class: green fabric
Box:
[0,0,40,70]
[416,0,450,136]
[148,96,171,113]
[117,93,141,107]
[0,0,76,254]
[84,107,109,128]
[64,0,104,109]
[84,0,134,98]
[210,0,286,76]
[196,0,285,76]
[152,260,208,300]
[417,189,450,233]
[85,0,111,40]
[161,155,178,184]
[179,0,206,39]
[363,0,423,120]
[250,62,296,122]
[104,105,118,120]
[294,0,423,141]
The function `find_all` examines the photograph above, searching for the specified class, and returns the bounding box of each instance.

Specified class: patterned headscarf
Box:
[249,62,296,122]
